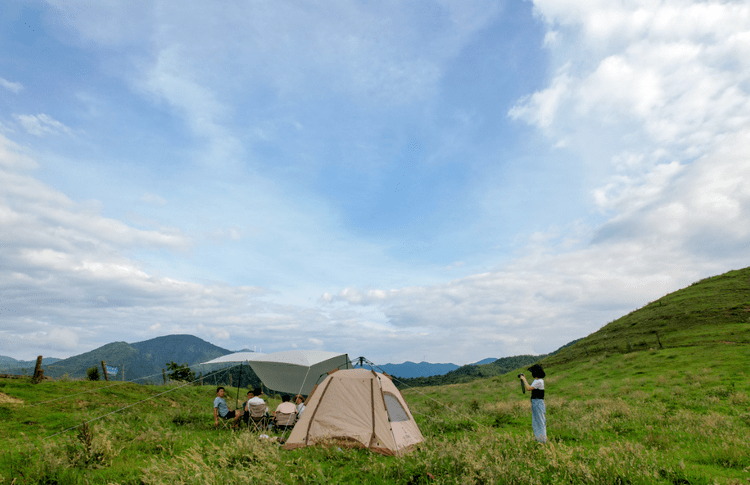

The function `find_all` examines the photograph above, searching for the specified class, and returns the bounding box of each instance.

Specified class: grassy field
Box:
[1,268,749,484]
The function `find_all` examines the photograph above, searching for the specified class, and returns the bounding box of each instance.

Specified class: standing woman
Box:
[520,364,547,443]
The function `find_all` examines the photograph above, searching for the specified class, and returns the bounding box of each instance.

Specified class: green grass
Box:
[1,267,749,484]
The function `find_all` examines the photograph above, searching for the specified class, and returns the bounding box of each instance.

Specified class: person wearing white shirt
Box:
[519,364,547,443]
[295,394,306,417]
[274,394,297,416]
[246,387,268,414]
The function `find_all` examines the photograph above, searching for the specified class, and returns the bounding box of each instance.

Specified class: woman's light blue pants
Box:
[531,399,547,443]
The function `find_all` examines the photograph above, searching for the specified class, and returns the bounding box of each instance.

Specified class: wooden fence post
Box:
[101,361,109,381]
[32,355,44,384]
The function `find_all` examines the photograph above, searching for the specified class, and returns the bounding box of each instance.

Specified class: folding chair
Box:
[273,412,297,433]
[247,403,268,432]
[214,405,233,430]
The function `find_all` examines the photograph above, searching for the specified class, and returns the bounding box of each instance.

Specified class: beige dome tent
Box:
[283,368,424,456]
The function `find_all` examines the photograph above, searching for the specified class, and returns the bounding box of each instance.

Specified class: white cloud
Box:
[0,135,38,170]
[512,0,750,173]
[13,114,76,137]
[45,1,501,172]
[328,0,750,363]
[0,139,400,360]
[210,327,230,341]
[508,67,571,129]
[140,192,167,206]
[507,0,750,237]
[0,327,80,355]
[6,0,748,366]
[0,77,23,94]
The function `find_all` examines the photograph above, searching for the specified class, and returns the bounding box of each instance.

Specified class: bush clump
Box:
[86,366,100,381]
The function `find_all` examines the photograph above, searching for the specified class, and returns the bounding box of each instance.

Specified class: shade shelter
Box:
[202,350,351,395]
[283,368,424,456]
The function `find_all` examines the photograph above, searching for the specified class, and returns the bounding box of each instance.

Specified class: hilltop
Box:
[542,267,750,367]
[42,334,233,382]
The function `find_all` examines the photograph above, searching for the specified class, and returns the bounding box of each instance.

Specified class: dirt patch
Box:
[0,392,24,404]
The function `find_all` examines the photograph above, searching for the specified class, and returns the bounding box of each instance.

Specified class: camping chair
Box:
[214,406,234,431]
[273,412,297,433]
[247,403,269,432]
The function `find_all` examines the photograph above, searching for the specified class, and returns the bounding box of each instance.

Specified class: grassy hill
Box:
[0,267,748,483]
[544,267,750,366]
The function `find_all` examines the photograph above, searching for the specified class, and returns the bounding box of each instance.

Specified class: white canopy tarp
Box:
[202,350,350,395]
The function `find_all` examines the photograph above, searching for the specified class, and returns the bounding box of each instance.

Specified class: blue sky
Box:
[2,0,749,365]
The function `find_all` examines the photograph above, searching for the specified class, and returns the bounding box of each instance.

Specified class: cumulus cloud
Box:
[326,0,750,362]
[5,0,748,366]
[0,138,398,360]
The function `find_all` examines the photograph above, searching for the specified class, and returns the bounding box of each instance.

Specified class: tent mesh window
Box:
[383,393,409,422]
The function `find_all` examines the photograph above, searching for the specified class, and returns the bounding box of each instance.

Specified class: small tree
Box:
[166,361,195,383]
[86,366,100,381]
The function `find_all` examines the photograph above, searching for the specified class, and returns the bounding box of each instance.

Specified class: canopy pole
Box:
[234,362,244,410]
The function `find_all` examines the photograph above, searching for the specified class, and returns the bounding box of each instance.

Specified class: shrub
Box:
[166,362,196,383]
[86,366,100,381]
[66,422,120,468]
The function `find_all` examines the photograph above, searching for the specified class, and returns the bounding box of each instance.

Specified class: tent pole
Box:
[235,363,243,410]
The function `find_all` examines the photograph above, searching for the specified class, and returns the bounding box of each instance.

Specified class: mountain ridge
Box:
[41,334,232,382]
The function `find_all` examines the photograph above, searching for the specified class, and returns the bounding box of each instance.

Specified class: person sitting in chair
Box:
[274,394,297,430]
[274,394,296,417]
[213,386,242,428]
[247,387,268,414]
[295,394,306,418]
[241,389,254,425]
[245,387,269,430]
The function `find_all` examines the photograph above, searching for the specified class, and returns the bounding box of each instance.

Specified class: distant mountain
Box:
[389,345,582,389]
[372,361,459,378]
[43,334,233,382]
[0,356,62,373]
[365,357,496,379]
